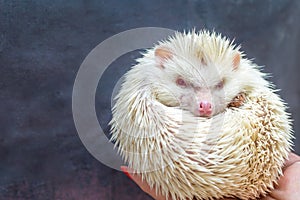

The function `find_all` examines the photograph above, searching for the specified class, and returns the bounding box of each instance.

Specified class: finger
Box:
[283,152,300,169]
[120,166,151,193]
[261,196,277,200]
[120,166,168,200]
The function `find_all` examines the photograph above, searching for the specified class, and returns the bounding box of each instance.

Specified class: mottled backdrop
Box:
[1,0,299,199]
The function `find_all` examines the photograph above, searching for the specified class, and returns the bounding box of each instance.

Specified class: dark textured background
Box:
[1,0,299,199]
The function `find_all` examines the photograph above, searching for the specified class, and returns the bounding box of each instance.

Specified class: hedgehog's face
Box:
[173,76,226,117]
[153,46,241,117]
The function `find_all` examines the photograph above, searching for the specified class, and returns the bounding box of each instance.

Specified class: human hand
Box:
[262,152,300,200]
[121,152,300,200]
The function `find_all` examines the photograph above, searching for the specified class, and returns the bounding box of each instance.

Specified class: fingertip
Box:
[120,166,133,180]
[284,152,300,168]
[120,165,128,172]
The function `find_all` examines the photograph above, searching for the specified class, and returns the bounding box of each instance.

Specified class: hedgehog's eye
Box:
[176,78,187,87]
[215,79,225,89]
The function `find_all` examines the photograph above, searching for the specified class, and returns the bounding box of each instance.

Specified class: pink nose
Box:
[199,101,212,116]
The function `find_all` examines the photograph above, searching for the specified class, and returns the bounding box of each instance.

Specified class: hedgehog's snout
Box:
[199,101,212,116]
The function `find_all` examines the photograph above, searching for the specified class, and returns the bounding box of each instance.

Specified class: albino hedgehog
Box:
[110,30,293,200]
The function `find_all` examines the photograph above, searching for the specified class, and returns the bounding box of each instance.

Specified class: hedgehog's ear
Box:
[154,47,173,68]
[232,52,241,70]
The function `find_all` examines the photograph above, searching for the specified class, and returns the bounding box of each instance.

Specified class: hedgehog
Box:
[110,30,293,200]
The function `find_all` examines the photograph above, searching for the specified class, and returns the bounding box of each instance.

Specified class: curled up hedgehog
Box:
[110,30,293,200]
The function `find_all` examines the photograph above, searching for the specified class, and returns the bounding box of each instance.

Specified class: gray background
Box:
[1,0,299,199]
